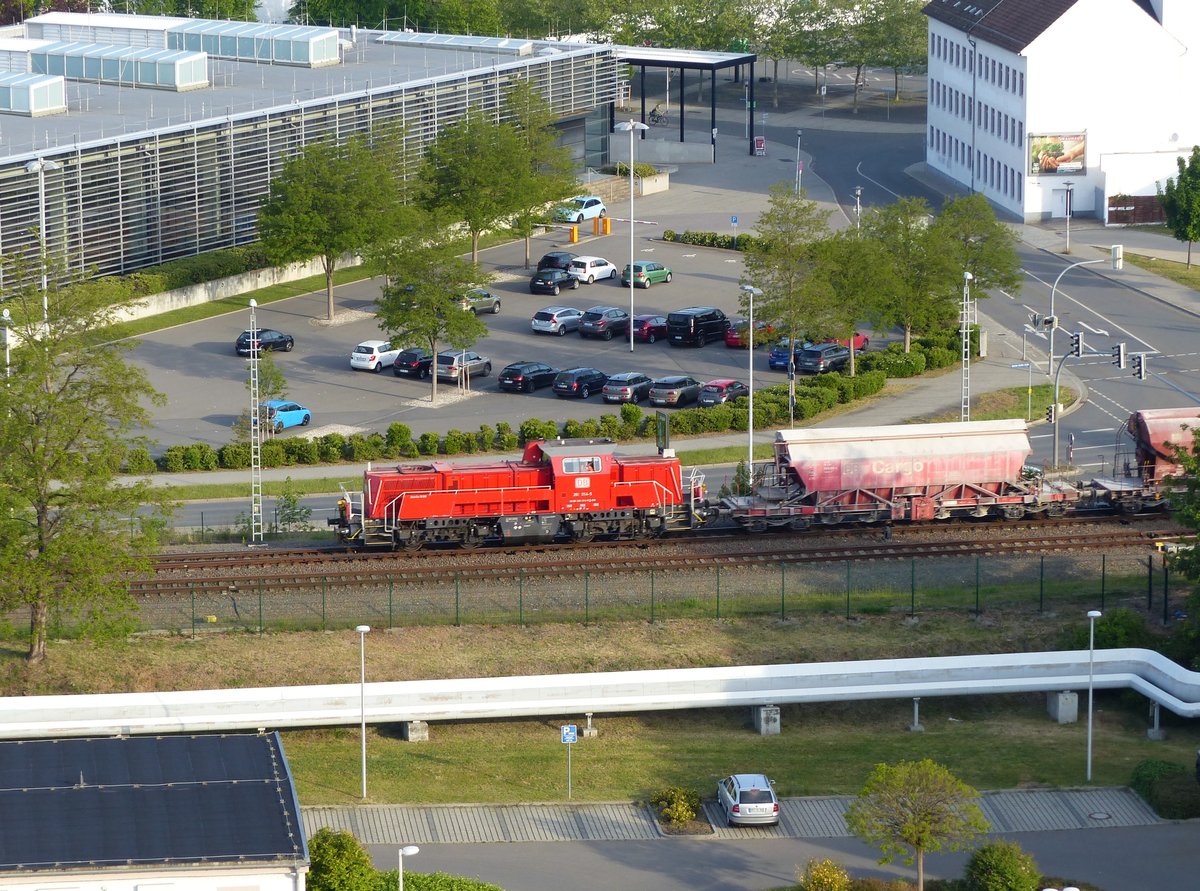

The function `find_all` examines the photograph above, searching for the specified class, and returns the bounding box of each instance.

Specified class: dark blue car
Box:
[767,337,812,371]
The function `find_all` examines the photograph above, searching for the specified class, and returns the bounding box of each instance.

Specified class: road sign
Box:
[1010,362,1031,369]
[561,724,577,744]
[731,215,738,226]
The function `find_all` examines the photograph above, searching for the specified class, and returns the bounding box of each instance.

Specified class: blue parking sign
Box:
[731,215,738,226]
[561,724,577,744]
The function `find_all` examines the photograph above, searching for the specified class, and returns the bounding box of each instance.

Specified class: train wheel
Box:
[746,519,768,534]
[1045,503,1067,518]
[1002,505,1025,520]
[787,517,810,532]
[1120,498,1145,514]
[403,536,424,552]
[460,533,482,550]
[574,527,596,543]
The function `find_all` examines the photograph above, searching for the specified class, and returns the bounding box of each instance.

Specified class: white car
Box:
[556,195,607,223]
[350,339,400,372]
[567,256,618,284]
[716,774,780,827]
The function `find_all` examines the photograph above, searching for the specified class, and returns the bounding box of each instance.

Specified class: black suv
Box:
[796,342,851,373]
[553,367,608,399]
[537,251,577,271]
[579,306,630,341]
[666,307,730,346]
[392,347,434,379]
[236,328,294,355]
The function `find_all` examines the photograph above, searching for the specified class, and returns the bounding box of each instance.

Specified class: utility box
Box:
[401,720,429,742]
[753,705,780,736]
[1047,691,1078,724]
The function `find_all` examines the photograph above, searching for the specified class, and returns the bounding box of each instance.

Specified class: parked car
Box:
[236,328,294,355]
[436,350,492,381]
[716,774,779,827]
[531,306,584,336]
[602,372,654,404]
[460,287,502,315]
[567,255,618,283]
[260,399,310,432]
[530,268,580,296]
[621,261,672,288]
[556,195,607,223]
[649,375,702,406]
[797,342,851,374]
[698,379,750,406]
[537,251,577,271]
[350,339,400,372]
[631,314,668,343]
[767,337,813,371]
[724,318,776,348]
[666,307,730,347]
[579,306,630,341]
[392,347,434,379]
[829,331,869,351]
[553,367,608,399]
[498,361,558,393]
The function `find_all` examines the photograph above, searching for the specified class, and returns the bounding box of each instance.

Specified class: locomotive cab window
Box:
[564,456,603,474]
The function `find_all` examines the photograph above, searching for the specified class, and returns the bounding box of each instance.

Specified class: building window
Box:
[929,124,934,147]
[1019,71,1024,96]
[1018,171,1023,201]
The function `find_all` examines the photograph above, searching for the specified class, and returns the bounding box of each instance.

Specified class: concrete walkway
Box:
[301,787,1160,845]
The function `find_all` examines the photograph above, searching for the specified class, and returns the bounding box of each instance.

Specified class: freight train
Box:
[329,408,1199,549]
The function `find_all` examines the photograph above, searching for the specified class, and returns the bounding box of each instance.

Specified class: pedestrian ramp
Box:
[303,788,1160,845]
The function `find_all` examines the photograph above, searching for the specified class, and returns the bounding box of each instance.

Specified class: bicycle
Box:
[648,108,669,126]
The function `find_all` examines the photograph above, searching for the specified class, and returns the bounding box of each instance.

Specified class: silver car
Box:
[716,774,779,826]
[435,350,491,381]
[531,306,583,336]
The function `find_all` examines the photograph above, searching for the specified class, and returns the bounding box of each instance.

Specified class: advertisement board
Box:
[1029,133,1086,176]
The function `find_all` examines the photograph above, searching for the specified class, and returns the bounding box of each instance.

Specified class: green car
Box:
[620,261,673,288]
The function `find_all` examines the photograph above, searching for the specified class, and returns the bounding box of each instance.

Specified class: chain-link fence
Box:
[131,551,1182,637]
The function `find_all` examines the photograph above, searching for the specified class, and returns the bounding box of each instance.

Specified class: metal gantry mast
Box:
[248,299,263,543]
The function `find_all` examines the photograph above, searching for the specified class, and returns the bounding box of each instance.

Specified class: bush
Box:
[219,442,251,469]
[660,229,765,252]
[476,424,495,451]
[1130,758,1186,799]
[260,439,287,466]
[597,414,623,440]
[181,443,219,471]
[853,369,887,398]
[317,433,346,464]
[123,447,156,474]
[398,440,420,458]
[1140,767,1200,819]
[283,437,321,465]
[385,422,413,456]
[649,786,700,826]
[518,418,559,444]
[443,429,472,454]
[964,840,1040,891]
[159,445,186,472]
[619,402,644,438]
[346,433,385,462]
[861,348,927,378]
[417,431,440,456]
[562,419,585,439]
[924,345,958,370]
[614,161,657,178]
[797,858,852,891]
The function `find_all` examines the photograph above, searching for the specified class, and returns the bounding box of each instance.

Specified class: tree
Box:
[740,181,832,353]
[257,135,402,321]
[931,193,1023,295]
[871,0,929,99]
[0,263,172,663]
[374,239,489,401]
[306,827,377,891]
[503,80,579,268]
[420,109,525,264]
[1157,145,1200,267]
[964,840,1041,891]
[844,759,990,891]
[862,197,959,351]
[231,350,289,441]
[792,0,854,94]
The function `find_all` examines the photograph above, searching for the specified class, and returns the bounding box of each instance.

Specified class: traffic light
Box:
[1112,342,1127,369]
[1046,403,1058,424]
[1069,332,1083,357]
[1132,354,1147,381]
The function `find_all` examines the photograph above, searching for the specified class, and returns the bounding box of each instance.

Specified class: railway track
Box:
[137,523,1182,599]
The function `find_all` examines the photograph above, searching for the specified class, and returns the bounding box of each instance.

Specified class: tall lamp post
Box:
[1,308,10,380]
[1063,181,1074,254]
[398,845,420,891]
[25,158,60,327]
[1086,609,1102,783]
[614,120,649,353]
[853,185,863,229]
[741,285,762,478]
[794,129,803,195]
[355,624,371,800]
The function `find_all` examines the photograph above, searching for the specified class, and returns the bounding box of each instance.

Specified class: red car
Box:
[724,318,776,348]
[829,332,869,351]
[631,314,668,343]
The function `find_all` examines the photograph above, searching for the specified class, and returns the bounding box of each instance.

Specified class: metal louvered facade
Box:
[0,41,620,288]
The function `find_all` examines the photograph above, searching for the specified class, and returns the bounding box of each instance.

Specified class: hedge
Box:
[661,229,765,252]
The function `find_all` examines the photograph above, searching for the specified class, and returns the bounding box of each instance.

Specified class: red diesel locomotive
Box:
[331,409,1198,549]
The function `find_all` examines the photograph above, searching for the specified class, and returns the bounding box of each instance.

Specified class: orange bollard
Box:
[568,224,579,243]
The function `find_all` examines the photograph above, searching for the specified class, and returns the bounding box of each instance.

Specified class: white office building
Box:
[923,0,1200,223]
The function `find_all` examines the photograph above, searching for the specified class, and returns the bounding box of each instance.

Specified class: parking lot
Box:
[133,224,800,451]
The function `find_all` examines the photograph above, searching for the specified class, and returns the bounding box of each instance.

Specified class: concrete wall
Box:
[610,135,712,165]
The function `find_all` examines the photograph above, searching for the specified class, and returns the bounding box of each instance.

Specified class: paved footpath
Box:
[302,786,1159,846]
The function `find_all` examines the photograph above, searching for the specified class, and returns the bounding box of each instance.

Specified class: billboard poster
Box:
[1029,133,1086,176]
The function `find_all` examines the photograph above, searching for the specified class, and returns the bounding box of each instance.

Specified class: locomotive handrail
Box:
[1,648,1196,740]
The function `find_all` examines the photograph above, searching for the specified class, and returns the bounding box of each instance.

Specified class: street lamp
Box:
[1086,609,1102,783]
[1063,181,1074,254]
[794,129,803,195]
[1,308,10,380]
[355,624,371,799]
[853,185,863,229]
[398,845,420,891]
[614,120,649,353]
[740,285,762,479]
[25,158,60,328]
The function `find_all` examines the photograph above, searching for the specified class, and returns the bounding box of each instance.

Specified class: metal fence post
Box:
[585,570,590,625]
[257,577,264,635]
[1100,554,1106,609]
[910,559,916,617]
[190,581,196,640]
[519,568,524,625]
[780,562,786,620]
[321,578,327,630]
[715,566,721,619]
[1147,555,1153,610]
[455,572,461,626]
[650,569,655,624]
[1039,555,1045,613]
[1163,555,1170,625]
[388,575,394,629]
[974,556,981,614]
[845,561,851,619]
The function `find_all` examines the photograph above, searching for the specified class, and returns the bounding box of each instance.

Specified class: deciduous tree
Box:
[845,759,990,891]
[0,263,172,663]
[931,192,1023,294]
[1157,145,1200,268]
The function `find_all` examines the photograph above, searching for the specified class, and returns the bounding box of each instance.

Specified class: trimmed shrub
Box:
[443,429,472,454]
[519,418,559,444]
[964,841,1040,891]
[346,433,385,462]
[260,439,287,467]
[159,445,186,472]
[283,437,321,465]
[417,431,440,456]
[219,442,251,469]
[317,433,346,464]
[597,414,623,440]
[619,402,644,437]
[649,786,701,826]
[924,345,958,370]
[1130,759,1186,799]
[476,424,495,451]
[562,419,585,439]
[578,418,600,438]
[398,440,420,458]
[123,447,156,475]
[862,348,927,378]
[498,433,519,451]
[853,369,887,398]
[181,443,219,471]
[797,857,852,891]
[385,422,413,456]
